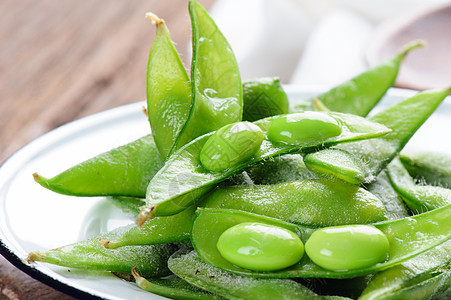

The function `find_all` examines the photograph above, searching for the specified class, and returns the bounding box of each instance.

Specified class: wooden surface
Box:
[0,0,214,299]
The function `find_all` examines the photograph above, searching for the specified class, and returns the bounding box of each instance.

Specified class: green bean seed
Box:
[303,148,367,184]
[200,122,263,172]
[267,112,342,145]
[216,222,304,271]
[305,225,389,271]
[242,77,289,122]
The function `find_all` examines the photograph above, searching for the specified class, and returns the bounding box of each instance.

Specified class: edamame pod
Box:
[359,241,451,300]
[145,13,192,159]
[380,271,450,300]
[132,269,220,300]
[191,205,451,279]
[339,87,451,182]
[386,157,451,213]
[27,225,176,277]
[174,0,243,149]
[303,148,367,184]
[139,112,390,223]
[100,205,195,249]
[297,40,424,117]
[168,249,350,300]
[201,179,387,226]
[34,135,163,198]
[365,172,410,220]
[242,77,289,122]
[106,196,144,218]
[400,151,451,188]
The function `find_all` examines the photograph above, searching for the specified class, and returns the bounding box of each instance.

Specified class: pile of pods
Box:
[28,1,451,299]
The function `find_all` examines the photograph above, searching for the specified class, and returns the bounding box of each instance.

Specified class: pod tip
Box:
[399,39,426,57]
[445,83,451,94]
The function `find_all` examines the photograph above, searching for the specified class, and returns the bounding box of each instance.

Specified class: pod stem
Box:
[142,106,148,118]
[98,238,110,249]
[312,98,330,111]
[131,266,140,279]
[26,251,45,263]
[131,266,148,288]
[136,206,156,226]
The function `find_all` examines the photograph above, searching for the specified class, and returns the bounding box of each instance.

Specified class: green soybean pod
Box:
[386,158,451,213]
[175,0,243,149]
[145,13,192,159]
[303,148,367,184]
[168,250,350,300]
[99,205,195,249]
[106,196,144,217]
[33,135,163,198]
[373,271,451,300]
[139,112,390,224]
[359,241,451,300]
[191,205,451,279]
[365,172,410,220]
[305,225,390,271]
[201,179,388,227]
[339,86,451,181]
[242,77,289,122]
[306,40,424,117]
[267,112,342,146]
[27,225,176,278]
[132,269,220,300]
[400,151,451,188]
[200,122,263,172]
[216,222,304,271]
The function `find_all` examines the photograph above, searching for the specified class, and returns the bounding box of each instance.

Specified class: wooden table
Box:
[0,0,214,298]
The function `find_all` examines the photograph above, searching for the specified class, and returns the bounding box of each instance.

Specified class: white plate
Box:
[0,87,450,299]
